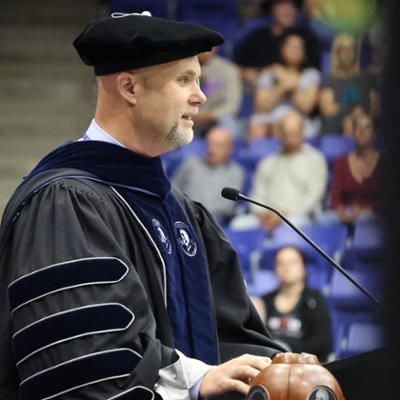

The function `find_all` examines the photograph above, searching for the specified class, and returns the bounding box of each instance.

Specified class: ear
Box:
[116,72,137,105]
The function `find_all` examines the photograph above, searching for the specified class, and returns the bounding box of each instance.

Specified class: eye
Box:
[179,76,189,84]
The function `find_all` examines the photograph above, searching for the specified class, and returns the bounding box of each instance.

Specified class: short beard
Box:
[165,122,193,150]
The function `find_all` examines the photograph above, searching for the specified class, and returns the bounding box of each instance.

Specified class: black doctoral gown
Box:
[0,141,285,400]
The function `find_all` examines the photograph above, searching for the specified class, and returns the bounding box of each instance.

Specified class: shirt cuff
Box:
[190,376,204,400]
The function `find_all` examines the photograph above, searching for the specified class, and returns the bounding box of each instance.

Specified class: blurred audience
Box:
[193,47,243,138]
[234,0,321,88]
[172,126,245,226]
[328,113,386,225]
[249,31,321,139]
[231,112,327,232]
[252,246,333,363]
[318,33,381,136]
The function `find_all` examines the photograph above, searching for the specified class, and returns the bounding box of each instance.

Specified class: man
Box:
[0,13,285,400]
[192,47,243,138]
[250,111,328,231]
[234,0,321,87]
[172,126,245,225]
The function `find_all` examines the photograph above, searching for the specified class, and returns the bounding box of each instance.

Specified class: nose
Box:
[189,85,207,106]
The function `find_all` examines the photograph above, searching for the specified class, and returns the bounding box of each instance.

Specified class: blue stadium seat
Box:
[176,0,239,20]
[223,227,267,285]
[319,134,356,169]
[237,137,281,173]
[323,268,384,311]
[162,138,207,177]
[161,148,183,177]
[250,270,280,297]
[342,219,387,270]
[303,223,348,263]
[336,322,385,359]
[109,0,169,18]
[180,137,207,158]
[237,93,254,119]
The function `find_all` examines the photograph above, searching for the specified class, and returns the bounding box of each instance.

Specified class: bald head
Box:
[281,112,304,154]
[206,126,234,166]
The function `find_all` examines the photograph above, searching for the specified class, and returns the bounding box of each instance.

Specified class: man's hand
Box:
[199,354,272,398]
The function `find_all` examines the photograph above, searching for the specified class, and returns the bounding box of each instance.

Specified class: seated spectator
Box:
[193,47,243,138]
[329,113,385,225]
[247,111,328,232]
[248,31,321,139]
[252,246,333,363]
[234,0,321,88]
[318,33,381,136]
[172,126,245,225]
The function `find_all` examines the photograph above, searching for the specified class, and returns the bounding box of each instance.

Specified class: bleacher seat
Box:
[223,227,267,286]
[336,322,385,359]
[237,93,254,120]
[303,223,348,263]
[161,148,183,177]
[250,269,280,297]
[324,268,384,310]
[237,137,281,173]
[109,0,169,18]
[162,138,207,177]
[176,0,238,20]
[324,267,384,358]
[180,137,207,158]
[258,223,338,269]
[341,219,387,270]
[319,134,356,169]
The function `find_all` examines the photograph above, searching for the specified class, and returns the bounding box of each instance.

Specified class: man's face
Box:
[134,56,206,153]
[316,390,329,400]
[206,128,233,166]
[281,115,304,154]
[272,1,296,28]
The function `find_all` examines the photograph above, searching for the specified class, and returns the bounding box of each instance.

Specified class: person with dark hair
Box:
[252,246,333,363]
[235,0,321,87]
[0,13,286,400]
[248,31,321,138]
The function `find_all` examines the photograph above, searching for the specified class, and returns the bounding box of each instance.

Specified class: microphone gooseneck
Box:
[221,187,385,310]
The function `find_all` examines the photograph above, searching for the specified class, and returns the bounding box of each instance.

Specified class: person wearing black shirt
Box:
[235,0,321,87]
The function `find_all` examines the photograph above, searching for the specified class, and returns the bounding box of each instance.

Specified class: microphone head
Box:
[221,187,240,201]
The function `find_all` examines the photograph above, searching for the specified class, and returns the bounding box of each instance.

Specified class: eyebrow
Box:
[180,69,200,79]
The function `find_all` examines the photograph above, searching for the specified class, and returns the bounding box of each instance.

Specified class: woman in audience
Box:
[248,30,321,139]
[330,113,385,225]
[319,33,381,136]
[252,246,333,363]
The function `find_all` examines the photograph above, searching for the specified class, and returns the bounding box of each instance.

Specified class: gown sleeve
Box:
[0,175,207,400]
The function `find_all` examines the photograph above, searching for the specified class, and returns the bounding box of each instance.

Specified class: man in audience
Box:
[234,0,321,88]
[173,126,245,225]
[250,111,328,232]
[192,47,243,138]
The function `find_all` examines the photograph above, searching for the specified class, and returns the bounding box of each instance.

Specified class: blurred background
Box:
[0,0,395,369]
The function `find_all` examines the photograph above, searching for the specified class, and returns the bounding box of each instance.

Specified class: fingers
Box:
[199,354,272,399]
[236,354,272,371]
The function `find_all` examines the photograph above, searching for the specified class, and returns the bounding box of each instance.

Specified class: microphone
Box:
[221,187,385,310]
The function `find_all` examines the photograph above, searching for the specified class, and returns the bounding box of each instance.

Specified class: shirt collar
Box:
[82,119,125,147]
